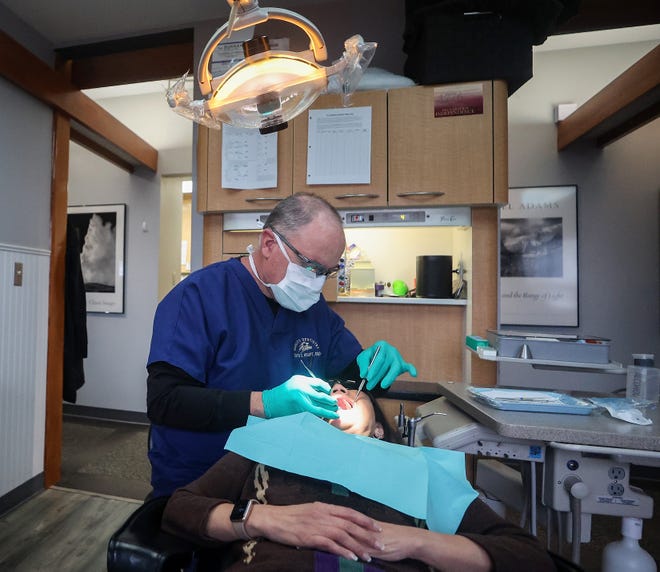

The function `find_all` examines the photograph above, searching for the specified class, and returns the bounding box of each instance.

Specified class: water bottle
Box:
[625,354,660,405]
[602,517,656,572]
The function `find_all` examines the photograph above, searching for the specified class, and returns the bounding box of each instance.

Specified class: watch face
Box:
[231,500,252,521]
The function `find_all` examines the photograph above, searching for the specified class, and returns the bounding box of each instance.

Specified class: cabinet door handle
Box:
[396,191,445,198]
[244,197,284,203]
[334,193,380,199]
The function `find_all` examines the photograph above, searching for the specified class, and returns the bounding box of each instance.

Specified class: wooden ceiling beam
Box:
[554,0,660,35]
[557,45,660,150]
[70,42,193,89]
[0,30,158,172]
[56,28,194,89]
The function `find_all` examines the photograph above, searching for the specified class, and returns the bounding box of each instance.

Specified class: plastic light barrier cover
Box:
[225,413,478,533]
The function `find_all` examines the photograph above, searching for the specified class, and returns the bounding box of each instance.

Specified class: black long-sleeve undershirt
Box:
[146,359,375,433]
[146,361,251,432]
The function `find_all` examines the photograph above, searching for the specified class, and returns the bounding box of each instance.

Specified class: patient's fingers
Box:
[369,520,418,561]
[250,502,383,562]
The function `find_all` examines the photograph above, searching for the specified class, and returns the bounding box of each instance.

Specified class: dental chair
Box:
[107,495,583,572]
[107,496,197,572]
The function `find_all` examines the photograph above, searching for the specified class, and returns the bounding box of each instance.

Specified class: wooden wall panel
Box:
[222,231,261,254]
[202,214,223,267]
[492,80,509,204]
[469,207,499,386]
[196,127,209,213]
[44,111,70,487]
[330,303,465,383]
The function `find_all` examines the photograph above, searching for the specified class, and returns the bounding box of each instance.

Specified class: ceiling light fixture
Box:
[167,0,376,134]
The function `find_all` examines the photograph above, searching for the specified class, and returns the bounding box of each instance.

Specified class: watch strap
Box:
[230,499,256,540]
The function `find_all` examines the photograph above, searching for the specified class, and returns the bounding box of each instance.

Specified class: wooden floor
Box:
[0,487,140,571]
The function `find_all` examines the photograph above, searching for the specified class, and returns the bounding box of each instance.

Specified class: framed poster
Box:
[500,186,578,326]
[67,204,126,314]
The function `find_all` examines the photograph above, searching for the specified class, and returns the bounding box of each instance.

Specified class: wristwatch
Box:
[230,499,257,540]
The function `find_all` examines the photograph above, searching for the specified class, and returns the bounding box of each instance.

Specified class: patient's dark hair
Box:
[328,378,395,443]
[366,393,394,443]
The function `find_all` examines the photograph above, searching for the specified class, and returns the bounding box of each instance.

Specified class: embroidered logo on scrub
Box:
[293,337,322,373]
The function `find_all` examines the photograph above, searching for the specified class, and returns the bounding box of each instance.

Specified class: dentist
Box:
[146,192,416,498]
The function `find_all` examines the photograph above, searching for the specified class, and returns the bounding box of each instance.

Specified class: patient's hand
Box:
[249,502,384,562]
[371,520,492,572]
[369,521,420,561]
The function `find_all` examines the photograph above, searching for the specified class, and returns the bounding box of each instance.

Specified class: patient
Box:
[162,383,555,571]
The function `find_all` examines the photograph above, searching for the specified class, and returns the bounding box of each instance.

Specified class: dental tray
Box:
[468,388,596,415]
[486,330,611,364]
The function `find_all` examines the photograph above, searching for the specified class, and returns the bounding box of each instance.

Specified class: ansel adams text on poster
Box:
[500,186,577,326]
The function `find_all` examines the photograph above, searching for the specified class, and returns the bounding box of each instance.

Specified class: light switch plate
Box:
[14,262,23,286]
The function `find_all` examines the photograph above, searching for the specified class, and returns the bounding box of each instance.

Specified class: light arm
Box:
[198,1,327,97]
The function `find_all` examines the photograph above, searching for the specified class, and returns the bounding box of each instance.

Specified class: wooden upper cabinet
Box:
[196,124,293,213]
[388,80,508,207]
[196,82,507,213]
[292,90,388,208]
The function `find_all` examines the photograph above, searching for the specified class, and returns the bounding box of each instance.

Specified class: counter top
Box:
[385,379,444,402]
[333,296,467,306]
[425,381,660,452]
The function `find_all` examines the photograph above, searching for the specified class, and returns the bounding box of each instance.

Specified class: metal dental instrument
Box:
[300,360,316,378]
[354,344,381,401]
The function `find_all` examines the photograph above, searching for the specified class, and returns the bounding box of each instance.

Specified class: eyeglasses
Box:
[269,226,340,277]
[329,379,360,389]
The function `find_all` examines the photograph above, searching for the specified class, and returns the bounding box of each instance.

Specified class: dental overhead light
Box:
[167,0,377,134]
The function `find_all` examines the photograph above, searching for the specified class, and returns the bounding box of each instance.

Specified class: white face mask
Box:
[248,234,326,312]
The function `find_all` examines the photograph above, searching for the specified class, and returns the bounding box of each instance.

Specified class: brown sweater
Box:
[162,452,555,572]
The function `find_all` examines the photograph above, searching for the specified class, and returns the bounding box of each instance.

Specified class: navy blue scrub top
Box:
[147,257,362,496]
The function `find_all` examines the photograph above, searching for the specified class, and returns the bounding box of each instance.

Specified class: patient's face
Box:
[328,382,378,437]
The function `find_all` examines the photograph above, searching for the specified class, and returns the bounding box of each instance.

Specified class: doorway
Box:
[159,175,193,300]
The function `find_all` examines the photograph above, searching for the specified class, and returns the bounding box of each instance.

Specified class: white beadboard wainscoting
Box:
[0,244,50,498]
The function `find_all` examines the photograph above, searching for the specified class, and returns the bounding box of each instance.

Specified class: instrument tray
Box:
[468,387,596,415]
[486,330,611,364]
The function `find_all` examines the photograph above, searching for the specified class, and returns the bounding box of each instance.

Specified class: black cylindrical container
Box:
[416,255,452,298]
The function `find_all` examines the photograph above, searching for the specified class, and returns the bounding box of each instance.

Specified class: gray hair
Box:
[264,192,342,234]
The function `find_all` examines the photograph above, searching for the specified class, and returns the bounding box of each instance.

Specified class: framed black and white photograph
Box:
[500,186,578,326]
[67,204,126,314]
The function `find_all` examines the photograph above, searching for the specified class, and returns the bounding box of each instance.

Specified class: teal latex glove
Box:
[357,341,417,390]
[262,375,339,420]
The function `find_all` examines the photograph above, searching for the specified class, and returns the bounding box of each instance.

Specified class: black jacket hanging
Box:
[63,224,88,403]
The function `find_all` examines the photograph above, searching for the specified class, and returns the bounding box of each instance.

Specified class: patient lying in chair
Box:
[162,383,555,571]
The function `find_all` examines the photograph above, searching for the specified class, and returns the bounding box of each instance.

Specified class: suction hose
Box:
[564,476,589,565]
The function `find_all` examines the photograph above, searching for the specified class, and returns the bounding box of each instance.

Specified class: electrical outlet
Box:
[13,262,23,286]
[608,467,626,480]
[608,482,625,496]
[543,448,653,519]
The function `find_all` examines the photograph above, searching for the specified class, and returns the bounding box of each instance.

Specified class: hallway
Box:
[60,416,151,500]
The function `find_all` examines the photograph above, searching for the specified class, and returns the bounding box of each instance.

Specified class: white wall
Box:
[0,246,49,498]
[0,16,54,497]
[0,78,53,249]
[67,143,160,412]
[88,90,193,176]
[502,40,660,390]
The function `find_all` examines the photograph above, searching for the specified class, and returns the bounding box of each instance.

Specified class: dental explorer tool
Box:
[354,344,381,401]
[300,360,316,378]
